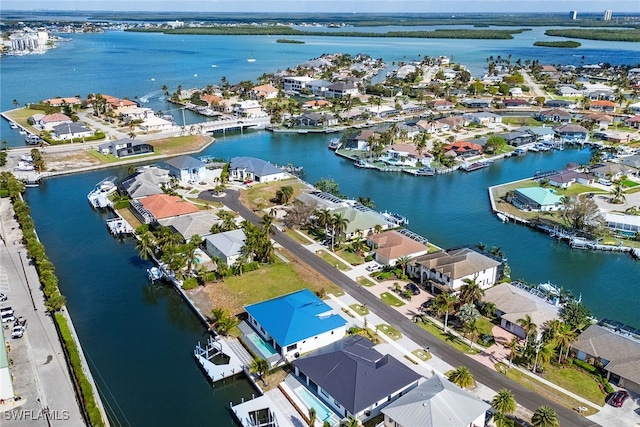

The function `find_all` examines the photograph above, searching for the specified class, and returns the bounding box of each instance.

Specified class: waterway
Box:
[3,25,640,426]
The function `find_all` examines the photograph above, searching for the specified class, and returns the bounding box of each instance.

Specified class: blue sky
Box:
[2,0,637,13]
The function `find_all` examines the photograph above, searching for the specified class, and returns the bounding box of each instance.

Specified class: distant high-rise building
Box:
[570,10,577,20]
[603,10,613,21]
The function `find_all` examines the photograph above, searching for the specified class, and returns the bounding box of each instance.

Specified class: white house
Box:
[52,122,93,140]
[410,247,501,293]
[244,289,347,361]
[233,100,265,118]
[282,76,314,93]
[204,229,246,266]
[163,155,208,182]
[229,157,287,182]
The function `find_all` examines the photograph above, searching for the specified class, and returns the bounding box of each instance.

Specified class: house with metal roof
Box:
[512,187,563,211]
[483,283,560,340]
[291,336,421,421]
[572,323,640,394]
[331,206,392,241]
[229,156,287,183]
[163,156,208,182]
[244,289,347,362]
[381,374,490,427]
[409,247,501,292]
[204,229,246,266]
[554,123,589,143]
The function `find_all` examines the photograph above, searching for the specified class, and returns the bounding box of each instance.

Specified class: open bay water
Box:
[1,26,639,425]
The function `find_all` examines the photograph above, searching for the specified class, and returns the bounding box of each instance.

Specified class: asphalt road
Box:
[208,188,598,427]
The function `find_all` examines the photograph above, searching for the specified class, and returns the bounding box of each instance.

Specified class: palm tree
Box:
[554,323,578,363]
[339,415,360,427]
[611,183,625,204]
[541,319,563,345]
[331,213,349,250]
[136,232,156,260]
[308,407,317,427]
[447,365,475,389]
[531,406,559,427]
[161,84,169,96]
[507,337,519,367]
[277,185,294,204]
[433,293,458,333]
[492,388,517,427]
[517,314,537,349]
[315,208,332,234]
[395,256,411,276]
[249,358,270,386]
[459,278,485,305]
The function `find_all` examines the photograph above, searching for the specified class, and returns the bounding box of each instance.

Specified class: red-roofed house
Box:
[430,99,455,110]
[444,141,483,157]
[44,97,82,107]
[624,116,640,129]
[139,194,199,221]
[367,230,429,266]
[502,98,531,108]
[200,94,223,106]
[37,113,72,130]
[590,100,616,113]
[251,84,279,100]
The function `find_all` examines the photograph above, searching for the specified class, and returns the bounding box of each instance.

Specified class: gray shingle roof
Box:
[164,155,206,170]
[204,229,246,258]
[292,336,421,414]
[230,156,284,178]
[52,122,91,135]
[382,375,490,427]
[121,167,171,199]
[159,212,220,240]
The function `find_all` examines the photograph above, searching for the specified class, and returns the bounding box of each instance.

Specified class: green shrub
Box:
[0,189,9,198]
[182,277,199,290]
[113,199,130,209]
[572,358,599,375]
[242,261,260,273]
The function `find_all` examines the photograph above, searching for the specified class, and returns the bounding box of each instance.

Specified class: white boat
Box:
[247,58,256,63]
[88,176,118,209]
[18,130,27,135]
[20,154,33,162]
[147,266,164,282]
[14,161,34,171]
[538,281,559,296]
[496,212,508,223]
[10,123,18,129]
[381,211,409,226]
[328,137,341,150]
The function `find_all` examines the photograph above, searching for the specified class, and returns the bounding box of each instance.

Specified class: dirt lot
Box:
[44,150,102,172]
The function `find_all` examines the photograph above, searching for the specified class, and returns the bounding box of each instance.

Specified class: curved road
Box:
[209,189,598,427]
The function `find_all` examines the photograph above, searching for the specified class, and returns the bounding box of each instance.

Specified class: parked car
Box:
[609,390,629,407]
[2,313,16,323]
[405,283,421,295]
[366,264,382,272]
[0,293,6,302]
[0,306,13,315]
[11,325,25,339]
[420,299,432,311]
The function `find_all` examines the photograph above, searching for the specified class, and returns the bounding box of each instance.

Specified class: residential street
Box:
[212,188,599,427]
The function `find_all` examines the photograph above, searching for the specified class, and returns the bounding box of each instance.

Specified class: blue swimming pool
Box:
[246,332,278,358]
[295,386,338,423]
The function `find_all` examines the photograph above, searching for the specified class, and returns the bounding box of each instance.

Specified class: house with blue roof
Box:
[229,156,287,183]
[244,289,347,362]
[512,187,564,211]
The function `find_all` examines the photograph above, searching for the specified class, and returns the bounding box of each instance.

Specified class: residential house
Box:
[120,107,154,122]
[292,336,421,421]
[43,97,82,107]
[295,112,338,128]
[133,194,199,223]
[245,289,347,362]
[554,123,588,143]
[589,100,616,113]
[98,138,154,158]
[250,84,278,100]
[282,76,314,94]
[381,375,490,427]
[37,113,71,130]
[444,141,483,157]
[509,87,524,97]
[624,115,640,128]
[326,82,359,99]
[619,155,640,170]
[572,323,640,394]
[416,120,448,134]
[367,230,429,266]
[305,79,333,97]
[430,99,455,111]
[164,156,208,182]
[544,99,576,109]
[628,103,640,114]
[381,144,425,167]
[483,283,560,341]
[409,247,502,292]
[587,90,615,101]
[159,212,220,241]
[464,111,502,126]
[302,99,331,110]
[437,116,467,130]
[462,98,492,109]
[557,86,582,97]
[345,130,375,150]
[582,113,613,129]
[229,156,288,182]
[498,131,536,147]
[233,100,264,118]
[545,169,594,188]
[120,166,171,199]
[331,206,391,240]
[515,126,556,142]
[593,131,630,144]
[51,122,93,140]
[204,229,246,266]
[138,115,174,131]
[502,98,531,108]
[394,123,420,139]
[200,94,224,108]
[512,187,563,211]
[591,163,637,180]
[537,108,572,123]
[605,212,640,235]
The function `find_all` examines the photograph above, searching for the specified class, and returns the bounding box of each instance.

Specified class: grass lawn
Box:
[621,179,639,188]
[284,229,313,245]
[199,255,342,316]
[239,179,306,210]
[116,208,142,230]
[412,348,432,361]
[357,277,377,287]
[376,323,402,341]
[350,303,369,316]
[336,248,364,265]
[501,117,543,127]
[316,250,350,271]
[495,363,599,416]
[151,134,213,155]
[416,318,479,355]
[542,365,607,406]
[380,292,405,308]
[85,150,119,164]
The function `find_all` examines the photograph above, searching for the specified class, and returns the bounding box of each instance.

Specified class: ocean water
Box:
[4,26,640,426]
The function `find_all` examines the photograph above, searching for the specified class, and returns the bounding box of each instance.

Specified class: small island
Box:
[533,40,581,48]
[276,38,305,44]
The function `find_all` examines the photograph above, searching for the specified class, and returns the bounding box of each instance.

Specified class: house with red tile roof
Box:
[44,97,82,107]
[502,98,531,108]
[589,100,616,113]
[624,115,640,129]
[138,194,199,221]
[251,84,279,100]
[37,113,72,130]
[367,230,429,266]
[444,141,483,157]
[430,99,455,110]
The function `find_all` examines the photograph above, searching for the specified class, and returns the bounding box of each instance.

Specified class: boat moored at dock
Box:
[328,137,341,150]
[88,177,118,209]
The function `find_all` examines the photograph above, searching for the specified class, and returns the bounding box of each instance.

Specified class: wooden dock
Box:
[194,336,246,383]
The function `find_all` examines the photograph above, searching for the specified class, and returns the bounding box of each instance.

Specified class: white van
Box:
[598,178,612,186]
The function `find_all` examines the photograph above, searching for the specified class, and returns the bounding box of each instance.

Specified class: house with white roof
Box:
[229,157,287,183]
[409,247,502,292]
[282,76,314,93]
[381,375,490,427]
[244,289,347,362]
[464,111,502,126]
[204,229,246,266]
[483,283,561,341]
